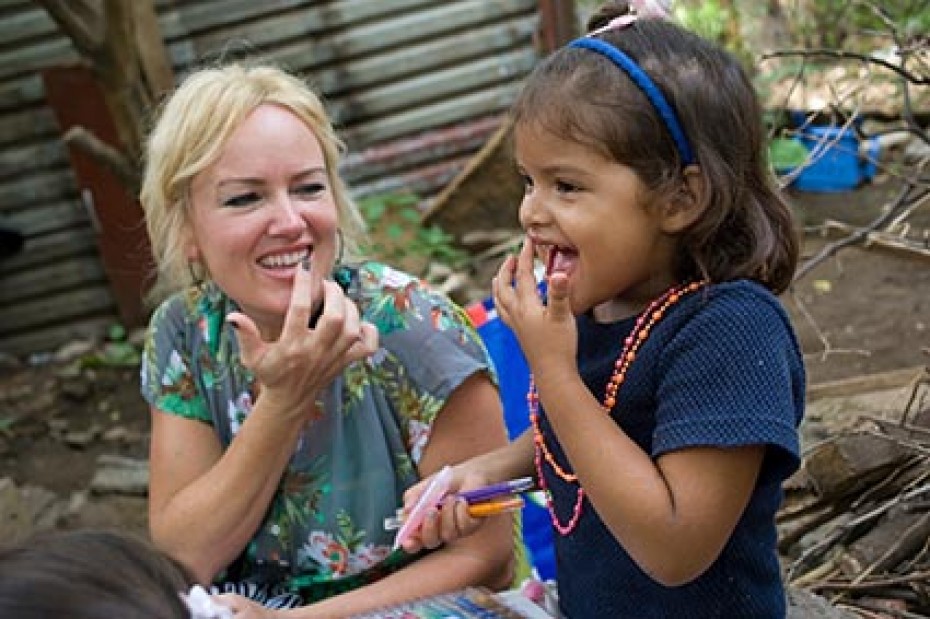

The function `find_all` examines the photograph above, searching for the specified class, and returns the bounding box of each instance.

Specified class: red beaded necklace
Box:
[528,280,708,535]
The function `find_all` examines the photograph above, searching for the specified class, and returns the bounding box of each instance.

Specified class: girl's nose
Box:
[518,191,549,231]
[268,194,305,236]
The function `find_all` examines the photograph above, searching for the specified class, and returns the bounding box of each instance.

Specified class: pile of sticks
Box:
[779,369,930,618]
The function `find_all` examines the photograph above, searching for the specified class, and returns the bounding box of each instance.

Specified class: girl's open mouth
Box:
[545,246,577,277]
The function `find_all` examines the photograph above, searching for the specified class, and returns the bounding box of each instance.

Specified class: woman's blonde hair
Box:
[139,63,366,303]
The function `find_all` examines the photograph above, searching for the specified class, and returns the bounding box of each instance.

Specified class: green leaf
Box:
[769,138,809,171]
[399,207,421,223]
[108,323,127,341]
[360,199,386,219]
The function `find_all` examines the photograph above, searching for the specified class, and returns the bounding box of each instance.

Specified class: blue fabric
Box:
[474,302,557,582]
[537,280,805,618]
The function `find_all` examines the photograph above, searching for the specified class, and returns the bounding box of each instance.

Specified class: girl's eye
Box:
[519,173,534,193]
[294,182,325,197]
[555,180,579,194]
[222,192,261,208]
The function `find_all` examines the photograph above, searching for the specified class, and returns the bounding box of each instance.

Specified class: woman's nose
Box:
[268,194,305,236]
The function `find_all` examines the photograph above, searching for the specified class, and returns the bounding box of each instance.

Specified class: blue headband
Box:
[568,37,695,166]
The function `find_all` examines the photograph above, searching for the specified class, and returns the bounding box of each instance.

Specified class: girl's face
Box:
[514,123,680,321]
[187,104,338,338]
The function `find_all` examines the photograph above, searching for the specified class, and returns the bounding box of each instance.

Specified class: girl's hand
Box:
[226,260,379,419]
[493,238,576,378]
[398,465,494,554]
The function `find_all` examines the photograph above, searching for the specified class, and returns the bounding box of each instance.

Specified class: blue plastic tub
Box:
[781,114,880,193]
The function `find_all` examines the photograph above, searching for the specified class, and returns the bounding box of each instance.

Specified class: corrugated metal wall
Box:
[0,0,543,357]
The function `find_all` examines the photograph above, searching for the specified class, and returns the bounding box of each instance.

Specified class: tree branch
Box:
[762,48,930,85]
[33,0,105,56]
[63,125,140,195]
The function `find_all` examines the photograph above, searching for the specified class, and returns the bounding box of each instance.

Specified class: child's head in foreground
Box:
[0,528,194,619]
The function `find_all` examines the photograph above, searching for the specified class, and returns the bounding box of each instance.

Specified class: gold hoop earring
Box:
[335,228,345,265]
[188,261,206,288]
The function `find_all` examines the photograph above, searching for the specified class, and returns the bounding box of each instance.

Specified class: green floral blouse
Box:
[140,262,495,600]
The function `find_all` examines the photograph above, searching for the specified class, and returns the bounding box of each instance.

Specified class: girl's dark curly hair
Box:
[512,0,798,293]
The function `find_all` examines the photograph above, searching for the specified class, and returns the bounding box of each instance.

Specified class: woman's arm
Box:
[148,402,306,583]
[280,372,516,618]
[149,270,378,584]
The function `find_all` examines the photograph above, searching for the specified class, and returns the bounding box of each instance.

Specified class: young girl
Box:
[402,1,805,616]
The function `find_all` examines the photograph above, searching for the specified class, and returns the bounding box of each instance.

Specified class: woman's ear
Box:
[182,225,200,262]
[660,165,707,234]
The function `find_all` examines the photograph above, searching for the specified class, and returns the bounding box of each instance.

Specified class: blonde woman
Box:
[139,63,513,617]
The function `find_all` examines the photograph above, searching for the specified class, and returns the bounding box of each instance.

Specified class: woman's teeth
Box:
[260,250,308,268]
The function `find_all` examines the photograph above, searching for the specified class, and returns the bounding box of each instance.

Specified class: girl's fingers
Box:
[418,508,444,550]
[512,238,539,298]
[546,271,572,322]
[495,239,546,327]
[495,254,516,291]
[408,497,471,551]
[492,254,517,319]
[444,495,476,543]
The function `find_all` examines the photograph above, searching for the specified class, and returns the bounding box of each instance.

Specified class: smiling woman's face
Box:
[186,104,338,338]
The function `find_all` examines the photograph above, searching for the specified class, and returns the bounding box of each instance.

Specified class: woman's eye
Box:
[294,182,325,197]
[222,192,261,208]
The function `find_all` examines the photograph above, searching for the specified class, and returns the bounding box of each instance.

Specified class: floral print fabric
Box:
[140,262,494,598]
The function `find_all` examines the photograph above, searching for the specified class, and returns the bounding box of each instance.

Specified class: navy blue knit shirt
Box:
[538,280,805,618]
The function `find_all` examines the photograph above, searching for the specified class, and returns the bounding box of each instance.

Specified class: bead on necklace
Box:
[529,280,708,535]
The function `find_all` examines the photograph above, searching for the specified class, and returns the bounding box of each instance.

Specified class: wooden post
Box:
[34,0,175,187]
[537,0,578,54]
[43,66,153,328]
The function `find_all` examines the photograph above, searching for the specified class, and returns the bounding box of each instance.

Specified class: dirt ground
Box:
[0,178,928,546]
[786,181,929,386]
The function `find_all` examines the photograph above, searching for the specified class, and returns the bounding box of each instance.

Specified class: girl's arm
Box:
[534,371,763,586]
[496,240,766,587]
[398,425,537,554]
[283,372,517,618]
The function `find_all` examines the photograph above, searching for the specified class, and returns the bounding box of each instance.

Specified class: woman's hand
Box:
[226,260,379,418]
[213,593,279,618]
[397,464,495,555]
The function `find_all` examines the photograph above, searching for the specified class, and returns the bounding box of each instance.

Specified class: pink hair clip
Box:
[590,14,637,36]
[589,0,672,36]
